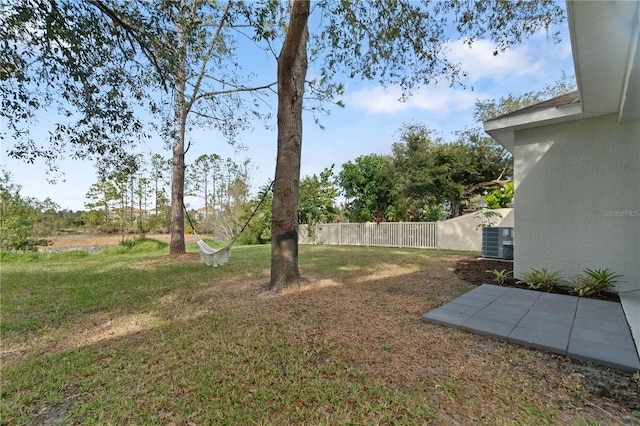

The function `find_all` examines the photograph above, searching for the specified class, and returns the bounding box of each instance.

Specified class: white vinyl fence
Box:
[299,222,438,249]
[298,209,513,251]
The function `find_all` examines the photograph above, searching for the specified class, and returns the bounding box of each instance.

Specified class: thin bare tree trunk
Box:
[270,0,310,292]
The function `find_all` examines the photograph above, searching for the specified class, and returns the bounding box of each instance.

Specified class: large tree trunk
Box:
[169,101,187,254]
[270,0,310,292]
[169,27,188,255]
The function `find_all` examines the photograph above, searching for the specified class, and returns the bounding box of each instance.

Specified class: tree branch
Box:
[192,81,277,103]
[465,178,511,194]
[84,0,169,91]
[187,0,234,111]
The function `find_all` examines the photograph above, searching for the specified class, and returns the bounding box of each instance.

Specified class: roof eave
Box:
[483,103,608,153]
[566,0,640,120]
[619,15,640,122]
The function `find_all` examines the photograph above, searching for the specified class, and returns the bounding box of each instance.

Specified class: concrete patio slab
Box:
[568,337,640,373]
[509,325,571,354]
[472,308,524,326]
[452,293,499,309]
[464,316,518,338]
[570,326,635,348]
[517,316,573,334]
[620,292,640,356]
[423,302,477,326]
[422,284,640,372]
[494,287,540,306]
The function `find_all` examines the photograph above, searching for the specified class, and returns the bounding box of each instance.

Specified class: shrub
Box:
[518,268,562,292]
[474,210,503,229]
[1,249,89,263]
[486,269,512,285]
[102,237,168,254]
[0,250,42,262]
[56,250,90,260]
[571,268,622,297]
[0,183,51,251]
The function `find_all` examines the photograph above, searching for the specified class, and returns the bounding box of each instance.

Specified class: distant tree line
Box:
[0,124,517,251]
[2,125,510,251]
[1,171,80,251]
[82,152,256,240]
[0,151,256,250]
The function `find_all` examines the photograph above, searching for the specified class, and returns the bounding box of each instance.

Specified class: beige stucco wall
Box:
[437,208,513,251]
[513,114,639,293]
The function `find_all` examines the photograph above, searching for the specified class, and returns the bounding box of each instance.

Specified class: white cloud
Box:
[559,38,574,61]
[444,31,574,84]
[347,84,481,114]
[347,86,403,113]
[445,39,543,82]
[346,29,574,116]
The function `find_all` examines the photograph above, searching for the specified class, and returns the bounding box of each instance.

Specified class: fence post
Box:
[434,222,439,249]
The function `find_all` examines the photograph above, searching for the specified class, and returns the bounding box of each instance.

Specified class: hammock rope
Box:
[183,180,273,267]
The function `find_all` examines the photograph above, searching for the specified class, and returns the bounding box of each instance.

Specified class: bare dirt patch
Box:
[44,233,174,249]
[51,312,159,352]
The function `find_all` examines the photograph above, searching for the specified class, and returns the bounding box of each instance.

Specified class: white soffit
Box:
[619,11,640,122]
[483,104,605,153]
[569,0,640,120]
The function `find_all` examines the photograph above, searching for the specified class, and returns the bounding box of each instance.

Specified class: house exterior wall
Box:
[513,114,639,293]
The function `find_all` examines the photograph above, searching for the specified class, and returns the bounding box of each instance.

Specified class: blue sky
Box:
[1,19,574,211]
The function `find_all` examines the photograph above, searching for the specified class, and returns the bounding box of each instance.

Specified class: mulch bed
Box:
[454,257,620,302]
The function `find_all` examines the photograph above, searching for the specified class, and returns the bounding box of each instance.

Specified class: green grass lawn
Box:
[1,240,638,425]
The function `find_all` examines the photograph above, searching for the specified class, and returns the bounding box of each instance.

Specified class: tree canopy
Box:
[1,0,163,177]
[338,155,394,222]
[392,125,512,218]
[337,123,512,222]
[298,166,340,227]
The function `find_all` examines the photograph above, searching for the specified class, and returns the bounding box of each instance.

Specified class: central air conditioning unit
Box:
[482,227,514,260]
